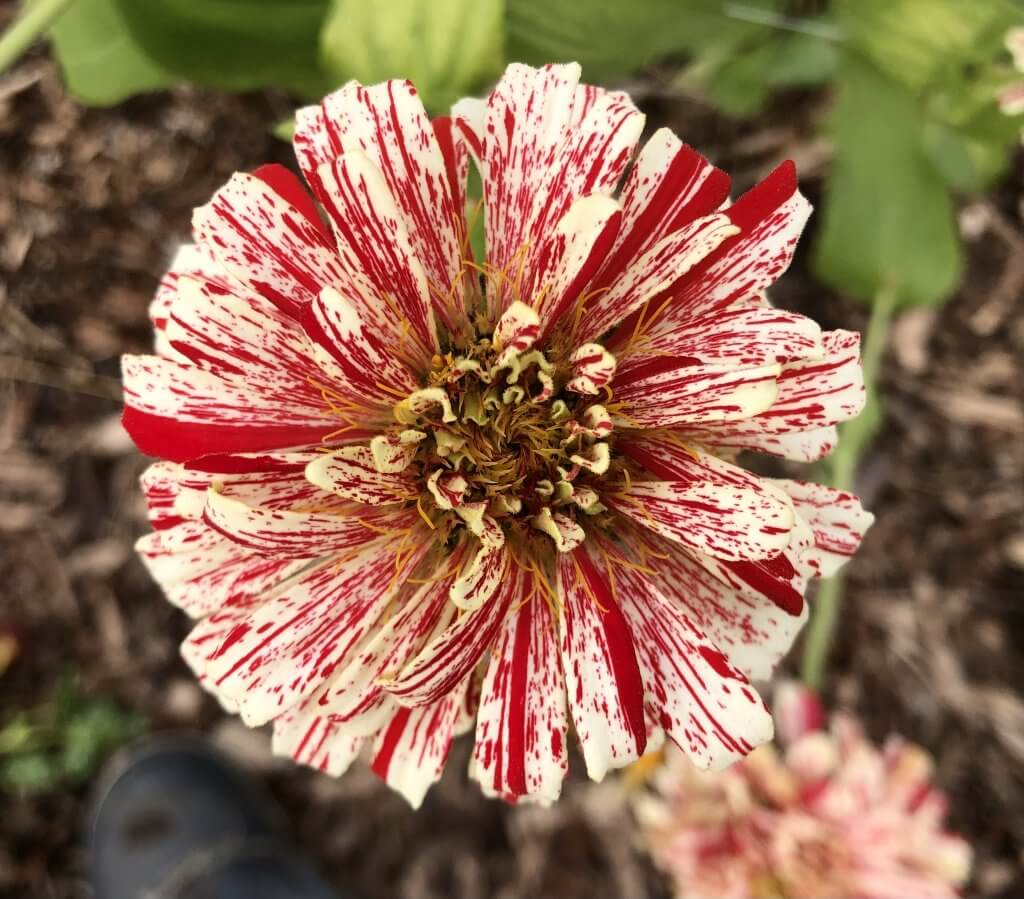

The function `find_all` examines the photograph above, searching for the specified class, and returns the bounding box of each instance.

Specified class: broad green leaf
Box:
[46,0,176,105]
[834,0,1013,92]
[113,0,330,98]
[813,54,962,307]
[507,0,785,82]
[320,0,503,113]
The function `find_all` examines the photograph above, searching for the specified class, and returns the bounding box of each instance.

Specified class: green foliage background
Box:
[30,0,1024,310]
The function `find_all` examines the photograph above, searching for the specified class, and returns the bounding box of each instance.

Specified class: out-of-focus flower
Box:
[636,683,972,899]
[999,28,1024,120]
[123,62,872,807]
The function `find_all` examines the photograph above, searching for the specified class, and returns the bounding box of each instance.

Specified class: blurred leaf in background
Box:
[321,0,503,113]
[0,671,146,794]
[46,0,176,105]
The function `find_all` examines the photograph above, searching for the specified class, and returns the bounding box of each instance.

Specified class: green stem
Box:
[0,0,75,75]
[800,284,898,690]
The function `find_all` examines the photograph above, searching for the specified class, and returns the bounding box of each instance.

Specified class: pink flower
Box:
[124,63,872,807]
[636,683,972,898]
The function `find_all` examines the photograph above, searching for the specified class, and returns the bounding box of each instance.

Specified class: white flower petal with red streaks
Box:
[617,305,823,375]
[315,151,436,357]
[205,538,427,726]
[493,300,541,366]
[625,522,808,681]
[370,685,468,808]
[643,161,811,326]
[305,445,415,506]
[473,64,642,317]
[527,194,622,335]
[612,358,780,429]
[450,519,506,611]
[609,479,794,562]
[772,480,874,578]
[303,285,420,409]
[122,354,337,463]
[293,81,464,316]
[313,573,456,732]
[577,213,739,344]
[136,521,245,618]
[557,547,647,780]
[589,129,731,295]
[426,469,468,510]
[611,552,774,770]
[685,330,864,457]
[386,549,515,706]
[203,487,410,555]
[140,461,193,529]
[473,595,568,803]
[193,172,344,318]
[272,711,366,777]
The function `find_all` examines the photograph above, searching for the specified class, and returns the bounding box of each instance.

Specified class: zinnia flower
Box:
[636,683,972,898]
[125,63,872,807]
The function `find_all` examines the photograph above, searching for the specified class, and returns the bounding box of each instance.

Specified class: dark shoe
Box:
[88,735,345,899]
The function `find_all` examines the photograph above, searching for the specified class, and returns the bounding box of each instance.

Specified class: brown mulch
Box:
[1,32,1022,899]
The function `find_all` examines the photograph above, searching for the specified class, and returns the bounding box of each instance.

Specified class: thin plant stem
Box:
[0,0,75,75]
[800,283,898,689]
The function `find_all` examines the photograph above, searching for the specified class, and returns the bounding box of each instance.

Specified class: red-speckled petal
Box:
[557,546,647,780]
[473,591,568,803]
[305,445,417,506]
[272,712,366,777]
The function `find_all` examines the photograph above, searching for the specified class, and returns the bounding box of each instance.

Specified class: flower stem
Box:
[0,0,75,75]
[800,283,898,689]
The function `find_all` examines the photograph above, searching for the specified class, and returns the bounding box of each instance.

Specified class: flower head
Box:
[636,683,972,898]
[125,63,872,807]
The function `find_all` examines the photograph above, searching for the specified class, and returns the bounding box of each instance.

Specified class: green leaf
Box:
[320,0,504,114]
[507,0,779,82]
[834,0,1012,92]
[813,53,962,307]
[113,0,331,98]
[46,0,176,105]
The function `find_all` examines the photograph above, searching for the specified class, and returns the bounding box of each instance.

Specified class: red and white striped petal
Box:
[315,152,436,358]
[526,194,622,336]
[557,547,647,780]
[385,548,516,706]
[609,161,811,342]
[566,343,616,395]
[590,129,730,293]
[685,330,865,458]
[612,357,781,429]
[122,355,335,463]
[192,171,344,318]
[370,431,424,473]
[136,521,246,618]
[305,445,416,506]
[493,300,540,367]
[611,552,775,770]
[465,64,642,317]
[370,685,468,808]
[772,480,874,578]
[302,285,420,409]
[272,711,366,777]
[140,461,193,530]
[616,305,823,375]
[626,522,808,681]
[313,572,456,731]
[204,538,427,725]
[608,477,794,562]
[576,213,738,345]
[149,244,238,360]
[473,592,568,803]
[293,80,464,313]
[203,487,411,556]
